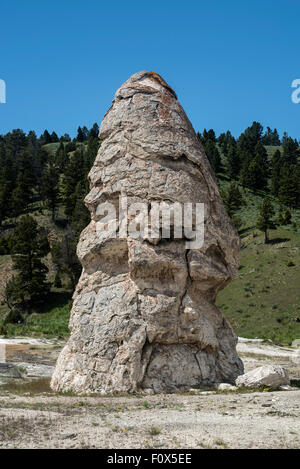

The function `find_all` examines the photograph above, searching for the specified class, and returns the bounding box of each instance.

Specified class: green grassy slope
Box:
[4,291,71,338]
[43,142,86,157]
[216,145,300,344]
[217,226,300,344]
[265,145,282,159]
[43,142,61,156]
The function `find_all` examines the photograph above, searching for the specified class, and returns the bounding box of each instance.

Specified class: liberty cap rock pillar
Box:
[51,71,243,394]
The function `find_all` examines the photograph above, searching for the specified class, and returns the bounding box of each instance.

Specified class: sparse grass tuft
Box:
[147,426,162,436]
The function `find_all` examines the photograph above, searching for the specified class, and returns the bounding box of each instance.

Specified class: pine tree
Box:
[270,149,282,195]
[11,150,35,217]
[55,142,68,171]
[54,271,62,288]
[42,161,60,220]
[60,133,71,142]
[282,137,299,166]
[8,216,50,313]
[71,181,90,233]
[238,122,263,154]
[65,141,77,153]
[27,131,47,186]
[283,209,292,225]
[81,126,89,141]
[256,198,276,243]
[5,129,27,158]
[88,123,99,139]
[61,149,85,219]
[240,147,268,192]
[226,142,241,180]
[40,130,52,145]
[254,142,269,170]
[221,182,245,218]
[272,128,281,146]
[27,131,39,157]
[0,153,15,225]
[282,132,289,145]
[262,127,281,146]
[204,139,222,174]
[277,205,285,225]
[278,173,300,208]
[51,227,81,289]
[277,206,292,225]
[76,126,86,142]
[217,131,235,156]
[84,136,100,179]
[50,131,59,143]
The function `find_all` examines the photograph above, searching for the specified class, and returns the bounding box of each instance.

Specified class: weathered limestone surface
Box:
[236,365,289,389]
[51,71,243,394]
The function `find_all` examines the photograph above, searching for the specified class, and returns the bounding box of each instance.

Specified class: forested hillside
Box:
[0,125,100,335]
[0,121,299,344]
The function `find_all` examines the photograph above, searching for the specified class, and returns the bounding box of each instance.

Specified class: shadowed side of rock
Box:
[51,71,243,394]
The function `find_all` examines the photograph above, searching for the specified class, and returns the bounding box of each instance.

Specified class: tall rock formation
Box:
[51,71,243,394]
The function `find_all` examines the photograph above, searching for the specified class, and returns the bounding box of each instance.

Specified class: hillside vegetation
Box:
[0,122,299,345]
[217,216,300,344]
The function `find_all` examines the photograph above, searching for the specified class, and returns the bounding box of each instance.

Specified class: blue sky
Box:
[0,0,299,139]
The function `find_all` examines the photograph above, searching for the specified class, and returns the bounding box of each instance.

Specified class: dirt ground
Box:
[0,337,299,449]
[0,388,299,449]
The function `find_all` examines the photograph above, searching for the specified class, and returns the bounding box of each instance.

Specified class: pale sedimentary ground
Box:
[0,337,299,449]
[0,389,299,449]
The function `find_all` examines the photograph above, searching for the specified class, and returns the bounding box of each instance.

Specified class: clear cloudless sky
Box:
[0,0,299,139]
